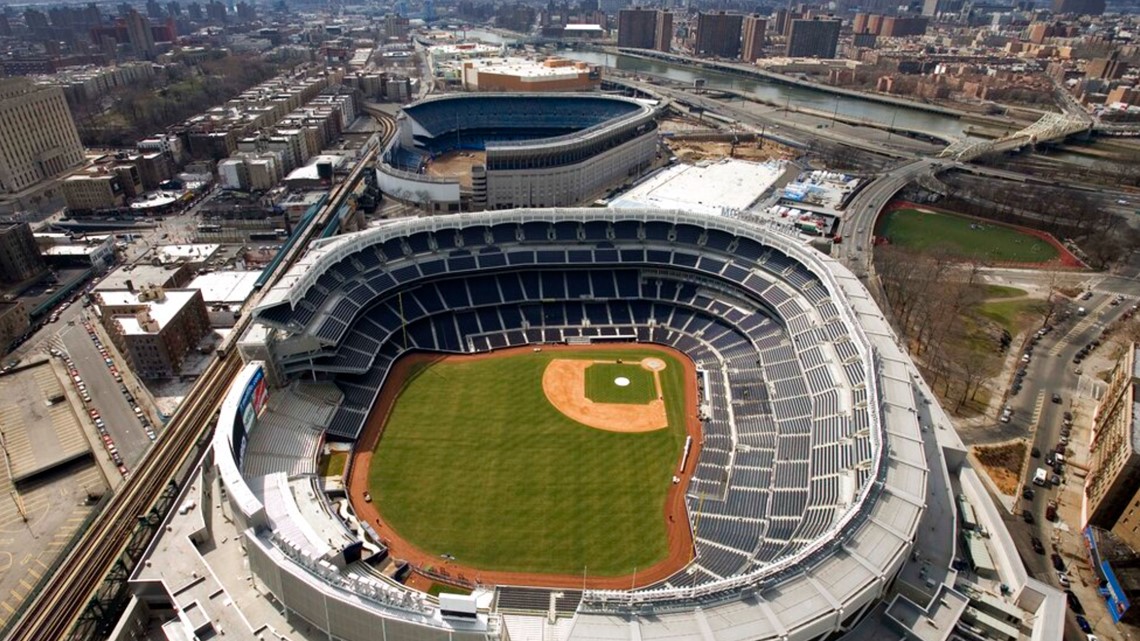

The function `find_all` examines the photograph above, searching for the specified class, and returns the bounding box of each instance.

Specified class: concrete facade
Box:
[0,222,47,285]
[1085,344,1140,549]
[786,18,841,59]
[0,79,84,194]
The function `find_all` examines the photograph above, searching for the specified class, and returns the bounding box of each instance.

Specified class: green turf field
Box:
[878,208,1059,263]
[584,362,657,404]
[371,349,688,576]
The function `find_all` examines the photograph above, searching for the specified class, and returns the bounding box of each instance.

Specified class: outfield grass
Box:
[879,209,1059,263]
[584,362,656,404]
[371,349,688,576]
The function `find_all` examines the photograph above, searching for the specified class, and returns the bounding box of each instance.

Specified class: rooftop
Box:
[100,289,200,335]
[188,271,262,304]
[96,264,182,292]
[609,159,786,216]
[155,244,220,264]
[465,57,592,79]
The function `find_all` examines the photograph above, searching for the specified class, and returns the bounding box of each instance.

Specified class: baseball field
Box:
[363,346,694,580]
[877,207,1060,263]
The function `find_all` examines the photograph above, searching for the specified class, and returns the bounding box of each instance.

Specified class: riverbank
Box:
[605,47,1028,127]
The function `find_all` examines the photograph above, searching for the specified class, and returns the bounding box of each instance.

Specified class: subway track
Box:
[362,103,397,144]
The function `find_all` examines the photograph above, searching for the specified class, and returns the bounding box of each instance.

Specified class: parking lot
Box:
[58,319,155,471]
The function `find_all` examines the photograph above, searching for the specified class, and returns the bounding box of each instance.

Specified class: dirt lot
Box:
[424,150,486,189]
[665,138,796,163]
[973,440,1027,495]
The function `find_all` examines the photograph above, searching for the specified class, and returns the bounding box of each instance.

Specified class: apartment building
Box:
[1085,344,1140,544]
[786,18,842,58]
[97,286,210,378]
[0,222,47,285]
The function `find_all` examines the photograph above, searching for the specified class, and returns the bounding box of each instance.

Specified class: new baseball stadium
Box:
[96,205,1061,641]
[375,94,659,212]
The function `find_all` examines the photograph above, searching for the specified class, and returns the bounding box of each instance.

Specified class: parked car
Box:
[1052,553,1066,571]
[1052,393,1063,404]
[1023,487,1035,500]
[1077,615,1092,633]
[1031,447,1040,458]
[1023,511,1035,524]
[1066,590,1085,614]
[1032,537,1045,554]
[1057,572,1071,588]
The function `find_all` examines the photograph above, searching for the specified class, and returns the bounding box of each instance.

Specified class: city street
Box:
[989,291,1134,641]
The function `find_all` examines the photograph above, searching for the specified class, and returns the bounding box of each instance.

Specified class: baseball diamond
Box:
[354,344,696,583]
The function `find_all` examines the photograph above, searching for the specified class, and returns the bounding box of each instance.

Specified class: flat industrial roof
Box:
[609,159,786,216]
[466,57,588,79]
[42,245,100,256]
[189,271,262,304]
[156,244,219,263]
[96,264,181,291]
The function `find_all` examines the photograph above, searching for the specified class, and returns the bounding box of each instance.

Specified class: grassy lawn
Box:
[584,362,656,404]
[371,349,689,576]
[983,285,1028,299]
[879,209,1059,263]
[977,298,1049,335]
[427,583,471,597]
[318,451,349,477]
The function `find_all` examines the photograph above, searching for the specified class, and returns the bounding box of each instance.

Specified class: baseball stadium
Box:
[208,208,936,641]
[375,94,659,212]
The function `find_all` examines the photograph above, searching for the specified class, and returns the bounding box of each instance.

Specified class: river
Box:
[563,50,978,139]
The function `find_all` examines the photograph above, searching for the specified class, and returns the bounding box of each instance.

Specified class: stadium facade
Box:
[376,95,659,212]
[117,210,1065,641]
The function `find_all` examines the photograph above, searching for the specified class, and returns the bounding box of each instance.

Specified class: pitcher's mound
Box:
[542,359,668,432]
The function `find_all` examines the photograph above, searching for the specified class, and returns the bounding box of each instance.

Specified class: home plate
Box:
[614,377,631,387]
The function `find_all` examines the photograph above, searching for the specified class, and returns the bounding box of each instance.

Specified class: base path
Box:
[345,342,702,591]
[541,358,668,432]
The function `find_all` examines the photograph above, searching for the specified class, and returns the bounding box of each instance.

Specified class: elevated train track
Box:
[4,112,395,641]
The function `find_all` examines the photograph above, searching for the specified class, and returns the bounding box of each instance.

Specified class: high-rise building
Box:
[653,11,673,52]
[741,14,766,62]
[694,11,743,58]
[0,80,84,195]
[785,17,841,58]
[23,9,49,31]
[774,8,789,34]
[867,13,883,33]
[879,15,928,37]
[1084,344,1140,547]
[922,0,965,16]
[853,12,869,32]
[617,8,656,49]
[0,222,47,285]
[1053,0,1105,14]
[1088,52,1128,80]
[125,9,157,59]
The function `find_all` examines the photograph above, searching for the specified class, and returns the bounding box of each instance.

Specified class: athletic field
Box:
[369,348,689,576]
[878,208,1059,263]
